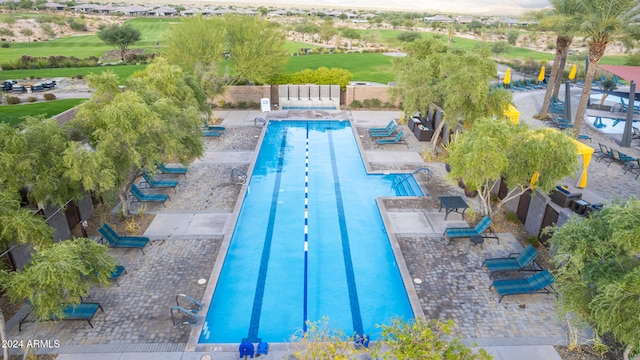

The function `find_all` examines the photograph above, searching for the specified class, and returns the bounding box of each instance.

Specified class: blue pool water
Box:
[200,120,421,343]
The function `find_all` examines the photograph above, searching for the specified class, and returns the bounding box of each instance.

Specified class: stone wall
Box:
[211,85,271,107]
[344,85,397,107]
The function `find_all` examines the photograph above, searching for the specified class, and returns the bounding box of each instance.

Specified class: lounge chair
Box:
[376,131,405,145]
[98,223,151,254]
[370,123,397,137]
[481,245,541,278]
[19,302,103,331]
[611,149,638,167]
[203,129,223,137]
[130,184,169,207]
[516,80,533,90]
[158,163,188,176]
[623,158,640,179]
[110,265,127,286]
[142,171,178,191]
[369,120,396,133]
[489,270,556,303]
[594,143,613,163]
[203,119,226,132]
[551,116,573,129]
[525,79,544,89]
[444,215,498,244]
[613,75,625,85]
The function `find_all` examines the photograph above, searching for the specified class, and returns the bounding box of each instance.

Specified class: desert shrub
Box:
[1,43,9,48]
[248,100,259,109]
[27,96,37,103]
[41,24,55,38]
[363,98,382,108]
[43,93,56,101]
[75,74,83,80]
[0,28,14,37]
[237,101,248,109]
[505,211,520,224]
[221,101,234,109]
[6,96,20,104]
[350,100,362,109]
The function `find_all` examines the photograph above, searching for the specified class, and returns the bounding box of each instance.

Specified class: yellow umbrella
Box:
[503,68,511,85]
[537,66,545,82]
[568,64,577,80]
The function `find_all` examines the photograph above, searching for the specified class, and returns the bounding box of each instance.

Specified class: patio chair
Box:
[98,223,151,254]
[203,129,223,137]
[632,127,640,140]
[130,184,169,207]
[370,123,397,137]
[158,163,188,176]
[376,131,405,145]
[623,158,640,180]
[551,116,573,129]
[611,149,638,167]
[489,270,556,303]
[444,215,498,244]
[613,75,626,85]
[369,120,396,133]
[142,171,178,192]
[594,143,613,163]
[525,79,544,89]
[110,265,127,287]
[481,245,541,278]
[516,80,533,90]
[203,119,226,132]
[550,95,564,106]
[20,302,104,331]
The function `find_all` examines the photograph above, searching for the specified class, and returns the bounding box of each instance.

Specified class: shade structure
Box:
[540,128,594,188]
[537,66,545,82]
[503,104,520,124]
[598,65,640,83]
[568,64,577,80]
[503,68,511,85]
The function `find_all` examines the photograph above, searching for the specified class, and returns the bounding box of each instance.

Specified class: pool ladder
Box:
[392,167,430,196]
[171,294,203,328]
[254,117,266,126]
[231,168,247,184]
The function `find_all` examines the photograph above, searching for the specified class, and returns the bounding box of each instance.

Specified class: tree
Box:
[535,0,582,120]
[19,28,33,42]
[164,15,226,71]
[446,118,579,216]
[294,21,320,41]
[397,31,421,43]
[0,118,84,207]
[506,30,519,45]
[64,59,205,216]
[1,237,115,358]
[0,190,53,360]
[490,41,510,56]
[572,0,640,138]
[97,24,141,63]
[340,28,360,50]
[550,198,640,359]
[319,23,338,44]
[224,15,288,85]
[391,38,512,155]
[598,79,618,105]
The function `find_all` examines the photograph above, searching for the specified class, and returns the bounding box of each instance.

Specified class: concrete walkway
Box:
[7,108,606,360]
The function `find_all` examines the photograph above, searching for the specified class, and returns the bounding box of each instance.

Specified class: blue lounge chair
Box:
[376,131,405,145]
[19,302,103,331]
[369,120,396,133]
[490,270,556,303]
[130,184,169,207]
[203,130,223,137]
[482,245,540,278]
[142,171,178,191]
[444,215,498,244]
[110,265,127,286]
[613,75,625,85]
[98,223,151,254]
[158,163,188,176]
[526,79,544,90]
[203,119,226,132]
[370,123,397,137]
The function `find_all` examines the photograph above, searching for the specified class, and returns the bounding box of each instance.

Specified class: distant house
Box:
[456,16,473,24]
[44,2,66,11]
[148,6,177,16]
[424,15,454,23]
[118,5,149,16]
[359,13,377,20]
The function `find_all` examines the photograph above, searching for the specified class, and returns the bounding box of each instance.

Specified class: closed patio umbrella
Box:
[568,64,577,81]
[537,66,545,83]
[503,68,511,86]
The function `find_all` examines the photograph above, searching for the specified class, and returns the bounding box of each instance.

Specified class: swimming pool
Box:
[199,120,420,343]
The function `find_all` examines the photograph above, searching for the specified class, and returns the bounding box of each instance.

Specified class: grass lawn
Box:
[0,65,147,82]
[0,98,86,126]
[286,53,395,83]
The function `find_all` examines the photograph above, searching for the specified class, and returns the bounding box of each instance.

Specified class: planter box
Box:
[413,125,434,141]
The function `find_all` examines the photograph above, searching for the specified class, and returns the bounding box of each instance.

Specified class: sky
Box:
[199,0,552,15]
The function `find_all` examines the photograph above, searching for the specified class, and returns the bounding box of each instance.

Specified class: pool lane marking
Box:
[327,130,364,336]
[303,122,310,332]
[244,128,288,343]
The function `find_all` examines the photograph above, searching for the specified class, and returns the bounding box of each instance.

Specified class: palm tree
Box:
[573,0,640,138]
[537,0,583,119]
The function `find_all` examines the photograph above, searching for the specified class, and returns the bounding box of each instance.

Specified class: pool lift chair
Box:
[171,294,203,328]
